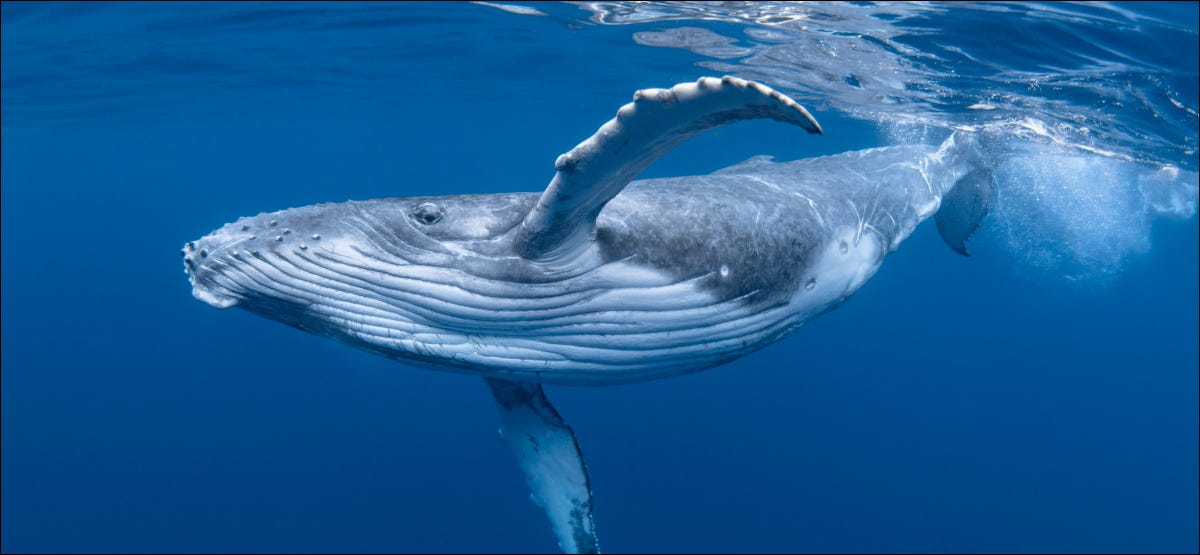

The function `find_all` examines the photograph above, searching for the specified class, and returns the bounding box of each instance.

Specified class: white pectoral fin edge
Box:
[515,75,823,260]
[485,378,600,554]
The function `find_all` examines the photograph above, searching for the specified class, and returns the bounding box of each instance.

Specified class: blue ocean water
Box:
[2,1,1197,553]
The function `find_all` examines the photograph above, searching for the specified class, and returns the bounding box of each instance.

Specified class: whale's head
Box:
[182,193,655,376]
[183,193,549,307]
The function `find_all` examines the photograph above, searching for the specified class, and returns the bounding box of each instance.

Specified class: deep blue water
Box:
[2,2,1197,553]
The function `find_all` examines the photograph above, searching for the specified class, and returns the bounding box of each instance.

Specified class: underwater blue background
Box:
[2,2,1197,553]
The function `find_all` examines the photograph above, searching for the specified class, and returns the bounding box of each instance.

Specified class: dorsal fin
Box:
[514,76,823,260]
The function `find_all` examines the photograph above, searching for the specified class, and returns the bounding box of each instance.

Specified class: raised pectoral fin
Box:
[515,76,823,260]
[484,378,599,554]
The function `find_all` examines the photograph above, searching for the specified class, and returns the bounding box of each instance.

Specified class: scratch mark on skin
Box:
[747,175,781,191]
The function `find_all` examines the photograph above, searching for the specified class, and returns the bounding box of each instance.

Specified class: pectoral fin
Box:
[484,378,599,554]
[515,76,822,261]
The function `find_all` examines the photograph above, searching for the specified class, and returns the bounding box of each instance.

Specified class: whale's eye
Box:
[412,203,443,225]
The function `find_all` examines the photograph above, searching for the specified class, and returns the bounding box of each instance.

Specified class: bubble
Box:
[983,141,1198,282]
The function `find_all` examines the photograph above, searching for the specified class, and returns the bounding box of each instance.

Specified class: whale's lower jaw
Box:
[185,221,883,386]
[206,253,807,386]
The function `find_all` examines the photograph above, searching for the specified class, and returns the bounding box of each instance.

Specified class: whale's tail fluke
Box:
[936,165,994,256]
[932,132,994,257]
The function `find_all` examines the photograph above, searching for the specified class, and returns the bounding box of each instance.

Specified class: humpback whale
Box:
[183,76,989,553]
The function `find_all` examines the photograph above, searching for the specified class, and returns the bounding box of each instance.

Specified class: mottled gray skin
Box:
[602,143,957,301]
[185,140,972,385]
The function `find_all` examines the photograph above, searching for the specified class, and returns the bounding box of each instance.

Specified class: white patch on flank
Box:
[793,227,883,315]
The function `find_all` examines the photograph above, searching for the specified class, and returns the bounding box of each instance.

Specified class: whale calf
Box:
[184,76,988,553]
